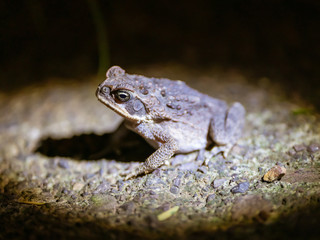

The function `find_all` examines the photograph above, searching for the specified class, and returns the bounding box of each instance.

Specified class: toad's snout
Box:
[96,84,111,98]
[95,85,101,98]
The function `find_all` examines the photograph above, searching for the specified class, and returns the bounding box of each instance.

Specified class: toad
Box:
[96,66,245,179]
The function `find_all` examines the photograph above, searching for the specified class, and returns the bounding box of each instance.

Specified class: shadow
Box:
[35,124,154,162]
[0,184,319,240]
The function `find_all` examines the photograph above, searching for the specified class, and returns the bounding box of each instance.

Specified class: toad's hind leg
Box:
[209,102,245,157]
[225,102,245,143]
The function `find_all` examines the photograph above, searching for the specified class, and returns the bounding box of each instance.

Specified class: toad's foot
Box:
[121,163,157,180]
[203,144,234,166]
[122,140,177,180]
[122,125,178,180]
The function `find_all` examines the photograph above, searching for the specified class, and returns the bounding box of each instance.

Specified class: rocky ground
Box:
[0,65,320,240]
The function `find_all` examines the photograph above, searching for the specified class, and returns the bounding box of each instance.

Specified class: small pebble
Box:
[231,182,250,194]
[145,177,155,187]
[133,192,143,202]
[276,162,285,167]
[178,162,198,171]
[62,188,70,195]
[72,182,85,191]
[170,186,179,194]
[153,168,162,176]
[206,194,216,203]
[206,161,214,169]
[212,178,226,189]
[184,171,192,178]
[149,190,157,195]
[110,188,119,194]
[287,148,296,156]
[212,162,227,173]
[98,167,104,176]
[197,166,208,174]
[202,186,209,192]
[83,173,95,181]
[81,192,90,197]
[173,178,181,187]
[218,190,229,196]
[94,181,110,193]
[177,172,184,178]
[230,166,237,170]
[263,165,286,182]
[155,179,167,186]
[230,173,239,182]
[293,144,306,152]
[88,181,95,188]
[171,155,187,166]
[58,160,69,169]
[117,180,125,191]
[307,143,320,153]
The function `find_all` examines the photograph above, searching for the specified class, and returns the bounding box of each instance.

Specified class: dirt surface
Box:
[1,65,320,239]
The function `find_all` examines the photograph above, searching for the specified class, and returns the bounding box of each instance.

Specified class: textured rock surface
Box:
[263,165,287,182]
[1,65,320,239]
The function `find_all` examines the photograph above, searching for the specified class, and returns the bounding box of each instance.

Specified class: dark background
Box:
[1,0,319,107]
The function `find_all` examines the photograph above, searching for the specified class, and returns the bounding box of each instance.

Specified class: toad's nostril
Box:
[96,85,110,97]
[101,86,108,93]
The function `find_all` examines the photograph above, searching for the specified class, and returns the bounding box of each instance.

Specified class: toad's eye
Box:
[114,90,131,102]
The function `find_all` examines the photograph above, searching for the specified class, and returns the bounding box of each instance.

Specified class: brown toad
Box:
[96,66,245,179]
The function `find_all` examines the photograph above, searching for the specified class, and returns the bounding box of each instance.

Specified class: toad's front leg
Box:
[123,124,178,180]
